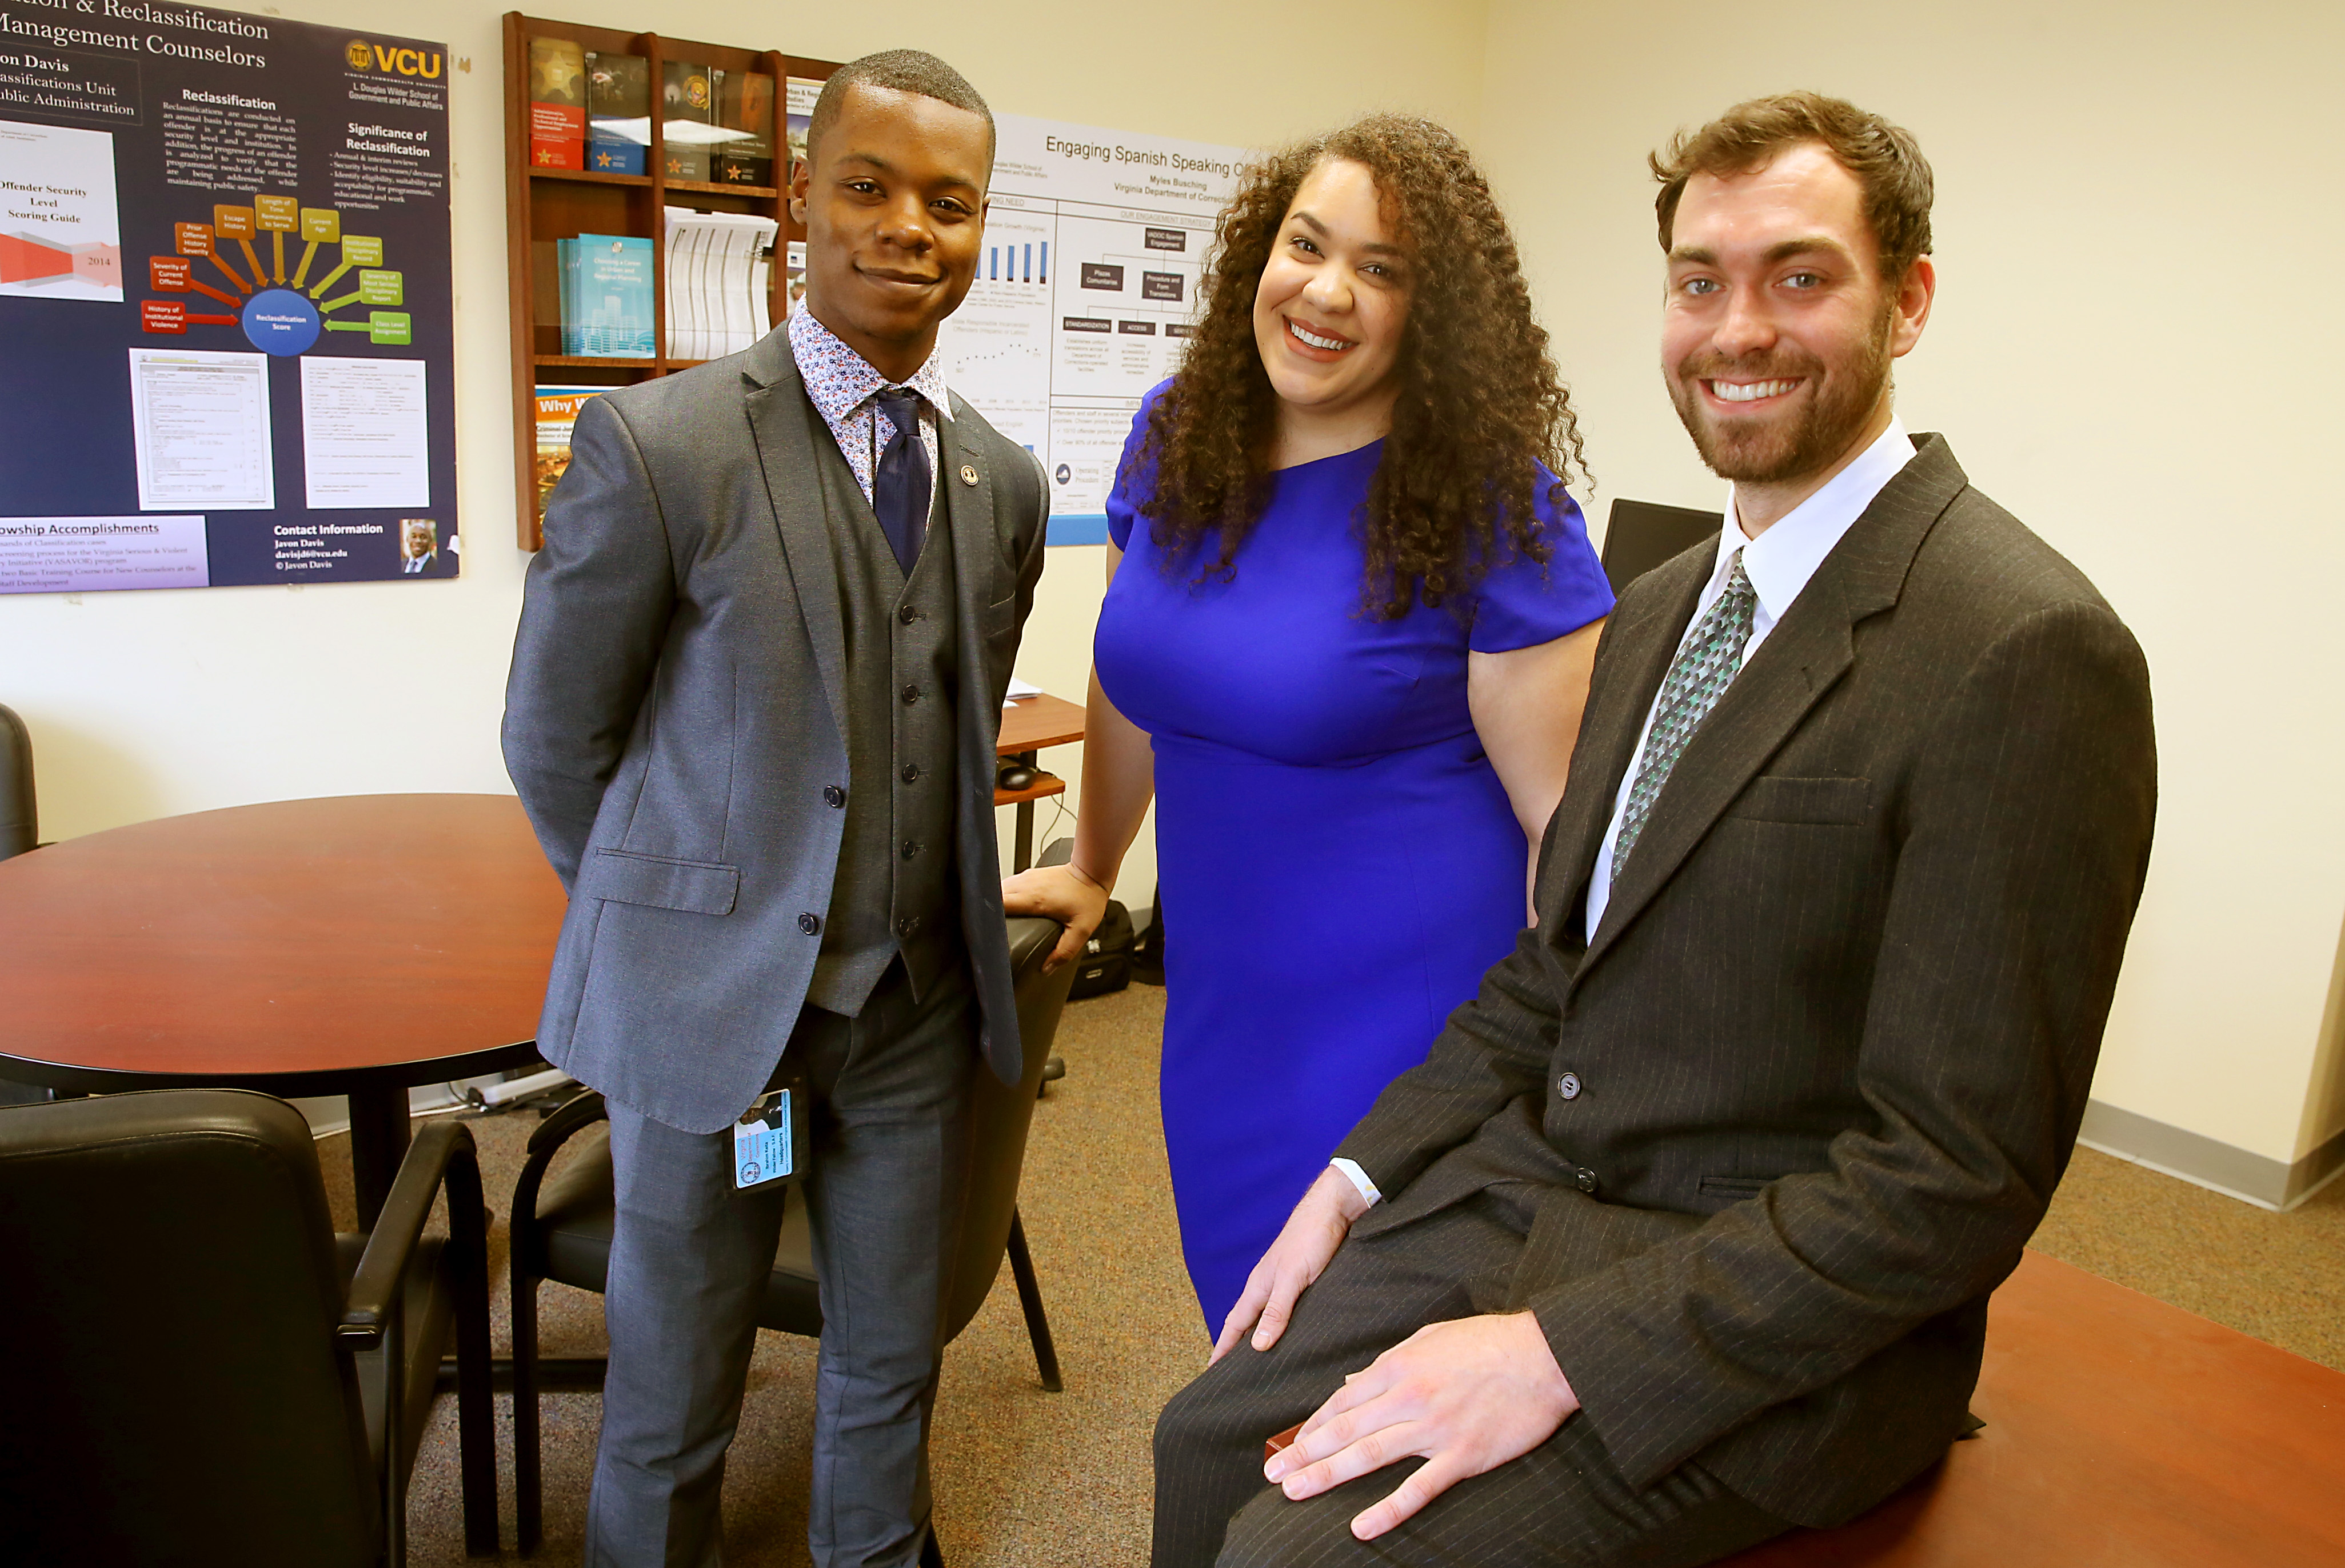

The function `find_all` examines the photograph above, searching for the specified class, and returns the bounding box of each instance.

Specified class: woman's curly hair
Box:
[1138,113,1589,619]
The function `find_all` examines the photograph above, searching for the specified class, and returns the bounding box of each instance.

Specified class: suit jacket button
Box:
[898,604,920,625]
[900,839,920,860]
[798,912,820,935]
[1574,1167,1600,1195]
[901,684,920,705]
[958,464,980,486]
[900,763,920,784]
[1558,1072,1581,1101]
[823,785,846,808]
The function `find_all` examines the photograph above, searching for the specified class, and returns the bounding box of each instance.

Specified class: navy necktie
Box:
[871,388,929,575]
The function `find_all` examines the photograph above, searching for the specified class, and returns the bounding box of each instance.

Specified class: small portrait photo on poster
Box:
[399,517,438,574]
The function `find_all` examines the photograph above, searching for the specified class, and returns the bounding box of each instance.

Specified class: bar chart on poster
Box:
[932,113,1248,545]
[0,1,457,594]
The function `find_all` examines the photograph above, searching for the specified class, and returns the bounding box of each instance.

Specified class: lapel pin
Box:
[958,465,980,486]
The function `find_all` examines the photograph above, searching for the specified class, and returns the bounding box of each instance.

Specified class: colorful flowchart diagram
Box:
[139,195,414,354]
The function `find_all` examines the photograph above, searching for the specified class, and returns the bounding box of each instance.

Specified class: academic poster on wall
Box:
[933,113,1248,545]
[0,0,457,594]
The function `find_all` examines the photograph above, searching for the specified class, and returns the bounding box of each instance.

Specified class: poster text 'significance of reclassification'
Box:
[0,0,457,594]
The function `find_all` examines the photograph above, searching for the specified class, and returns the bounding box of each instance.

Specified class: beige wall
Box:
[1477,0,2345,1167]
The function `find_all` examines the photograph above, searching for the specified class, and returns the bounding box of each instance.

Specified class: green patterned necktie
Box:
[1612,553,1757,875]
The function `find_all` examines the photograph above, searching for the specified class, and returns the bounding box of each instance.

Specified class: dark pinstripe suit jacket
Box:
[1331,435,2156,1527]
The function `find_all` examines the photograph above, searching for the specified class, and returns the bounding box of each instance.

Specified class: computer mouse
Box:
[996,761,1037,793]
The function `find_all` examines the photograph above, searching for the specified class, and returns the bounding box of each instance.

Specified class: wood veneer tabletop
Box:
[1720,1248,2345,1566]
[0,794,563,1089]
[997,693,1084,755]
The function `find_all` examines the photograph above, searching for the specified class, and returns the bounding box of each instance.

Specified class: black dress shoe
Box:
[920,1527,945,1568]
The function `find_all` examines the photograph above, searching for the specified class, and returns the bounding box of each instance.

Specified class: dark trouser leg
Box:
[587,1103,790,1568]
[798,959,978,1568]
[1213,1418,1786,1568]
[1152,1191,1789,1568]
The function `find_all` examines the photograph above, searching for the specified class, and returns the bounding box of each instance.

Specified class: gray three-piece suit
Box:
[503,329,1046,1567]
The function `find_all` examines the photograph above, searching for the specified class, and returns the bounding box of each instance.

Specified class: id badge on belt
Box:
[734,1062,812,1192]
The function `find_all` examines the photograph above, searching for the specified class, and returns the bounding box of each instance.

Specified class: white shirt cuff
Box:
[1329,1157,1381,1207]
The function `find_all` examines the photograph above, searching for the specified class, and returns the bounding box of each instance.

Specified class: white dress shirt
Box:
[786,308,950,514]
[1580,419,1916,940]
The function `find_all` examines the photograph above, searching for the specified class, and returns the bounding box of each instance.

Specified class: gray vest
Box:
[801,425,961,1016]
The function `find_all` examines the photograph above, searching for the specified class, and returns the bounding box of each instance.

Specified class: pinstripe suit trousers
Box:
[1152,1189,1790,1568]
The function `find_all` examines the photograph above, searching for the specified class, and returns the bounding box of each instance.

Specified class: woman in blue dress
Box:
[1002,115,1615,1337]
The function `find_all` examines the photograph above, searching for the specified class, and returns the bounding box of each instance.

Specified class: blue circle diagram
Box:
[242,288,322,356]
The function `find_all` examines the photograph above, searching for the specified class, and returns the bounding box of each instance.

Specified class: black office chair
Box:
[0,701,34,862]
[508,915,1080,1555]
[0,1088,498,1565]
[1599,498,1724,595]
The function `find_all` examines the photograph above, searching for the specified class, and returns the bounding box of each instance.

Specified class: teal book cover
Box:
[568,234,654,358]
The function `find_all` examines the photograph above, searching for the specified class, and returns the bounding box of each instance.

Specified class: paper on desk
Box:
[1003,678,1042,706]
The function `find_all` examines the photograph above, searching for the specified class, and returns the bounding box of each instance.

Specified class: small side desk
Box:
[995,691,1085,871]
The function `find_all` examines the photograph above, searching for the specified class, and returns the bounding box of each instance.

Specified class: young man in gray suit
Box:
[502,51,1046,1568]
[1152,93,2158,1567]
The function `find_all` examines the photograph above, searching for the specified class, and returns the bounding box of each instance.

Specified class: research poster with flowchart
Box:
[933,113,1248,545]
[0,0,456,594]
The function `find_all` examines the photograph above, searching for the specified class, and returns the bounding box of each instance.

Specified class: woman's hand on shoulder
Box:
[1001,862,1113,971]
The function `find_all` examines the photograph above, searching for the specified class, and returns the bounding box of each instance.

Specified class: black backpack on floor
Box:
[1070,899,1133,999]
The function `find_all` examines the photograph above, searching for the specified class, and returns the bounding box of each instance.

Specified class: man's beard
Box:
[1668,309,1893,485]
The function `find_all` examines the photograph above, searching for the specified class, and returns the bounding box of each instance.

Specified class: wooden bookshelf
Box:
[504,13,836,547]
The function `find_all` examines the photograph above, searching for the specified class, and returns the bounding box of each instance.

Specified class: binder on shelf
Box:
[661,60,716,181]
[528,37,586,170]
[561,234,655,358]
[584,51,649,175]
[714,70,774,187]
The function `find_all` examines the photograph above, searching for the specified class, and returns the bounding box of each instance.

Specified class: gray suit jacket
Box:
[502,333,1048,1135]
[1333,436,2156,1526]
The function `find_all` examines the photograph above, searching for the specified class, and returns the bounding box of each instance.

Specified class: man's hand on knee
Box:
[1260,1311,1579,1541]
[1212,1167,1370,1363]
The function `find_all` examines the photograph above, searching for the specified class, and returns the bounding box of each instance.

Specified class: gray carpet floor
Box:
[317,983,2345,1565]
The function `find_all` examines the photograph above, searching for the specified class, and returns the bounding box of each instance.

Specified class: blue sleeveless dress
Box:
[1094,390,1614,1329]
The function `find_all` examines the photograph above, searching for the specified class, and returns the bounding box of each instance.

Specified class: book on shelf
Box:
[663,207,778,360]
[534,385,607,523]
[560,234,656,358]
[528,38,586,170]
[661,61,716,181]
[785,77,820,182]
[584,51,649,175]
[714,71,774,187]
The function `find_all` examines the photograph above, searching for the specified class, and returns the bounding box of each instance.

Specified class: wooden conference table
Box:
[0,794,558,1224]
[0,701,1088,1222]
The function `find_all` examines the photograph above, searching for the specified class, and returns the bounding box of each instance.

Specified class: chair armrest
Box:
[339,1118,484,1350]
[526,1087,609,1158]
[510,1089,609,1260]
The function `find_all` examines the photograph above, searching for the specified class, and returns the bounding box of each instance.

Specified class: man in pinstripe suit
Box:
[1151,93,2157,1568]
